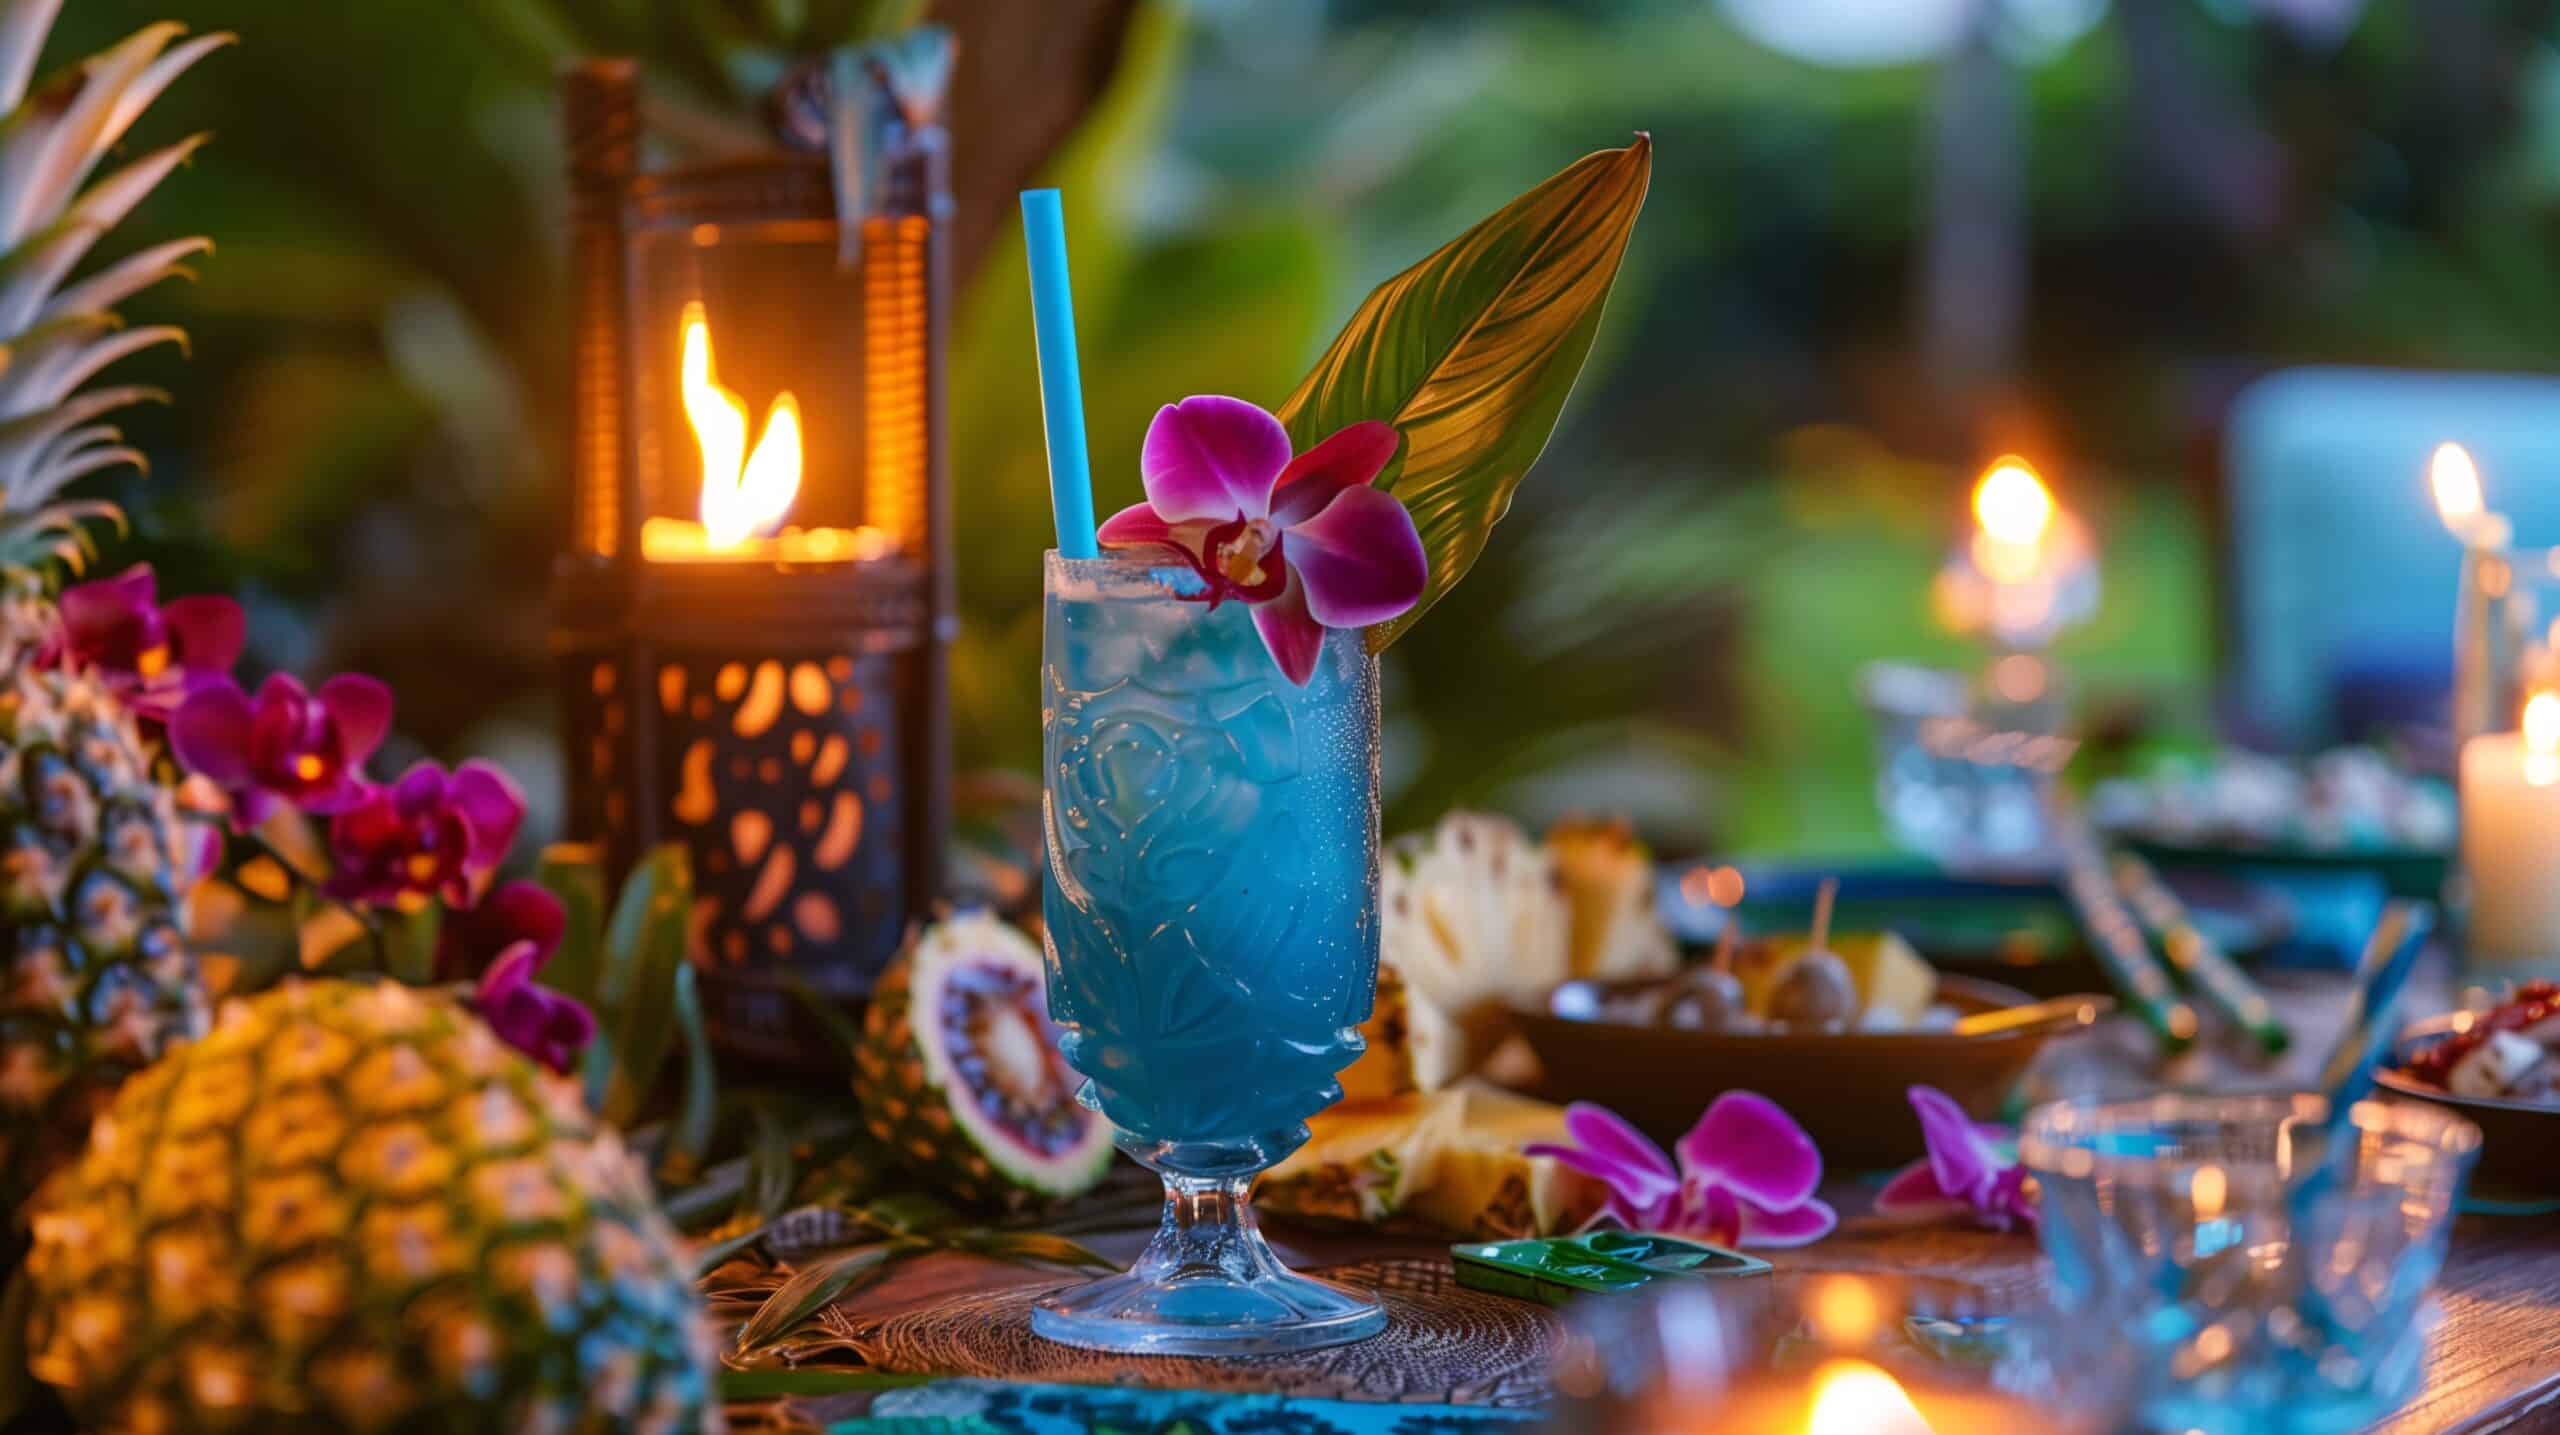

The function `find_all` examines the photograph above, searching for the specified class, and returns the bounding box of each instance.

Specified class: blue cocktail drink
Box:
[1034,549,1385,1354]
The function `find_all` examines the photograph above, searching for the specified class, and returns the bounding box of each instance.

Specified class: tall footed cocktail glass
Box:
[1035,549,1385,1355]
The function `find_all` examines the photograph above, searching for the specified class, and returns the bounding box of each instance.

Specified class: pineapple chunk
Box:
[1737,930,1937,1026]
[1374,813,1570,1091]
[1547,816,1678,981]
[1259,1086,1604,1240]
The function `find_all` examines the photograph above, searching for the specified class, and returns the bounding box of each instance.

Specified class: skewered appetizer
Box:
[1567,931,1954,1035]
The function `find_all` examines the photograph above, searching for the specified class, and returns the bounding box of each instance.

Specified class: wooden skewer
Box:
[1952,992,2116,1038]
[1809,876,1838,952]
[1710,912,1740,974]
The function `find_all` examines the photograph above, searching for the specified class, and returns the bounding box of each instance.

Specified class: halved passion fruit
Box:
[853,912,1115,1214]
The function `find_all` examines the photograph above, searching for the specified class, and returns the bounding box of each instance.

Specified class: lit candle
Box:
[2431,442,2513,551]
[2460,689,2560,971]
[1931,456,2097,649]
[1634,1359,2066,1435]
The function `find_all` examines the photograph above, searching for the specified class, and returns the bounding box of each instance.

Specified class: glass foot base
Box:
[1032,1266,1385,1356]
[1029,1162,1386,1355]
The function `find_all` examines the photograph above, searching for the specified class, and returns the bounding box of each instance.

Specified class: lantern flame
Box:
[2526,690,2560,788]
[681,301,801,548]
[1806,1359,1937,1435]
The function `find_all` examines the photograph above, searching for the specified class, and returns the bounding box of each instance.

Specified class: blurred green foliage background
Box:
[49,0,2560,858]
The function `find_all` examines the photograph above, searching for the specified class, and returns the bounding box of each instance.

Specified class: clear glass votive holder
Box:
[1547,1270,2128,1434]
[2021,1092,2480,1435]
[2452,544,2560,748]
[1861,658,2077,873]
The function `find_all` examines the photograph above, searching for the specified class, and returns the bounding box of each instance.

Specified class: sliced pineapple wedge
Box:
[1259,1085,1605,1240]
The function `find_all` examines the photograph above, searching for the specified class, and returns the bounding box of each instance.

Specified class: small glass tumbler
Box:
[1034,551,1386,1355]
[2021,1092,2480,1435]
[1860,658,2077,872]
[1548,1270,2127,1433]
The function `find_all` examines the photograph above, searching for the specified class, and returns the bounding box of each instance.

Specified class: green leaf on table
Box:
[1275,134,1653,653]
[661,963,720,1176]
[849,1191,960,1237]
[745,1107,798,1225]
[733,1243,912,1356]
[587,844,693,1123]
[690,1221,774,1278]
[783,970,870,1058]
[535,842,609,1007]
[944,1228,1116,1272]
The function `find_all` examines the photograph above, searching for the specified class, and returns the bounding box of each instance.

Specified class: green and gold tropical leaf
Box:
[1276,135,1651,652]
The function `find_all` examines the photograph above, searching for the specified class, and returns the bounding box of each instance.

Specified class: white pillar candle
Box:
[2461,691,2560,971]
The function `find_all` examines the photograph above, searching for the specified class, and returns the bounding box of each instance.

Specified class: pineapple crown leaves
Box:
[0,2,226,530]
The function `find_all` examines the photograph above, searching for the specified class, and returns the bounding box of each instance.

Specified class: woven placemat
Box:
[820,1257,1560,1408]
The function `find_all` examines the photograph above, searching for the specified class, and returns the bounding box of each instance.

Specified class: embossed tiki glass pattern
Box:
[1034,551,1386,1355]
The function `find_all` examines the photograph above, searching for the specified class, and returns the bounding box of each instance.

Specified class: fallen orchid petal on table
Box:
[1525,1091,1837,1249]
[1874,1084,2039,1232]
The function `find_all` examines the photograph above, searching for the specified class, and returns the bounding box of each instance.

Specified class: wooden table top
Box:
[727,951,2560,1432]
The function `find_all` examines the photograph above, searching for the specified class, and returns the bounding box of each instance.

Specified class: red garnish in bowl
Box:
[2405,980,2560,1088]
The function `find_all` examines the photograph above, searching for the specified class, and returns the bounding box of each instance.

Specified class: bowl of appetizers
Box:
[2376,980,2560,1198]
[1511,917,2110,1170]
[2091,745,2453,897]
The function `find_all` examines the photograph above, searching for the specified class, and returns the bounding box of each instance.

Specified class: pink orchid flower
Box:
[1526,1092,1838,1249]
[436,879,566,982]
[170,672,394,828]
[323,759,526,908]
[1097,395,1427,685]
[44,564,244,720]
[474,942,595,1075]
[1874,1085,2038,1233]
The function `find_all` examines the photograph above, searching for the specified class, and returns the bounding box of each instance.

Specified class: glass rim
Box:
[2017,1090,2481,1181]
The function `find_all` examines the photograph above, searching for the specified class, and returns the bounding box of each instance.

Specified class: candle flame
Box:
[1969,458,2055,586]
[1973,458,2054,546]
[2526,690,2560,787]
[2431,442,2484,539]
[681,301,801,547]
[1807,1359,1937,1435]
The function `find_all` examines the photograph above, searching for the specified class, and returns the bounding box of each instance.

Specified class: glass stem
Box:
[1138,1173,1287,1286]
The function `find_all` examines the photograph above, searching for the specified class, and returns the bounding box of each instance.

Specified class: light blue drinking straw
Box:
[2286,900,2433,1346]
[1021,189,1098,558]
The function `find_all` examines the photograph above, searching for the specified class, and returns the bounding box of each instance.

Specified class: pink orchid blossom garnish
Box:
[474,941,595,1074]
[1874,1085,2039,1233]
[1526,1093,1838,1249]
[1097,395,1427,685]
[169,672,394,828]
[44,564,244,720]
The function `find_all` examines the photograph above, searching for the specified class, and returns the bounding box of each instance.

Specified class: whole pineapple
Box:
[24,979,727,1434]
[0,656,203,1215]
[0,2,227,1219]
